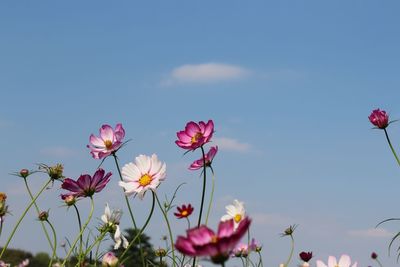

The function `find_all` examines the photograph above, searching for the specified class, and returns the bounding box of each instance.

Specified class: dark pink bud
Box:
[371,252,378,259]
[19,169,29,178]
[299,251,313,262]
[369,109,389,129]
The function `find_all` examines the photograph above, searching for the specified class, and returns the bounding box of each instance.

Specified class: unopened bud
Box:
[102,252,118,267]
[38,211,49,221]
[155,248,167,257]
[19,169,29,178]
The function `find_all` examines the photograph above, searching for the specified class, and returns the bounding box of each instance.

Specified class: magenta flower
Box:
[175,217,251,264]
[189,146,218,170]
[87,124,125,159]
[61,168,112,198]
[369,109,389,129]
[176,120,214,151]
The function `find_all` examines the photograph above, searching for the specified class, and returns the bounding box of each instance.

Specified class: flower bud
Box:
[299,251,313,262]
[63,195,76,206]
[155,248,167,257]
[38,211,49,221]
[371,252,378,259]
[369,109,389,129]
[19,169,30,178]
[102,252,119,267]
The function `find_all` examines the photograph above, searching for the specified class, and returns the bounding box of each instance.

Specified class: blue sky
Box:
[1,1,400,266]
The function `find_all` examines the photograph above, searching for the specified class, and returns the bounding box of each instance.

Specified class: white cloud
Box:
[40,146,76,158]
[213,137,251,152]
[163,63,249,85]
[347,228,392,238]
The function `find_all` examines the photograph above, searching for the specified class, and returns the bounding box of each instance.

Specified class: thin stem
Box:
[375,258,384,267]
[246,229,250,267]
[83,231,106,258]
[0,178,52,259]
[72,204,83,258]
[155,193,177,267]
[205,168,215,226]
[0,220,3,238]
[257,251,264,267]
[192,146,208,267]
[119,191,156,263]
[112,154,145,266]
[46,219,57,267]
[384,129,400,166]
[62,197,95,266]
[284,235,294,267]
[23,178,54,252]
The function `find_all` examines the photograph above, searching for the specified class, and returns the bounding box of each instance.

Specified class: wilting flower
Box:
[175,217,251,264]
[155,248,167,257]
[233,238,258,257]
[174,204,194,219]
[300,251,313,262]
[281,224,297,237]
[189,146,218,170]
[119,154,166,199]
[100,203,128,249]
[102,252,119,267]
[0,193,9,222]
[176,120,214,151]
[221,199,245,229]
[39,163,64,180]
[61,168,112,198]
[88,124,125,159]
[369,109,389,129]
[316,254,357,267]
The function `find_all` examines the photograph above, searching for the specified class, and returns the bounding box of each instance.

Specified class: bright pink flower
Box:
[175,217,251,264]
[369,109,389,129]
[176,120,214,151]
[174,204,194,219]
[87,124,125,159]
[61,168,112,198]
[189,146,218,170]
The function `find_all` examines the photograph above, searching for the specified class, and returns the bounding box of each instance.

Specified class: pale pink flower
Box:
[87,124,125,159]
[189,146,218,170]
[102,252,119,267]
[176,120,214,151]
[316,254,357,267]
[119,154,166,199]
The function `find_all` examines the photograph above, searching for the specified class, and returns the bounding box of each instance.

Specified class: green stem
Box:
[0,220,3,239]
[0,178,52,259]
[119,191,155,263]
[155,193,177,267]
[257,252,264,267]
[384,129,400,166]
[62,197,95,266]
[23,178,54,252]
[83,231,106,258]
[72,204,83,259]
[246,229,250,267]
[112,154,145,266]
[192,146,208,267]
[284,235,294,267]
[375,258,384,267]
[46,219,57,267]
[205,168,215,226]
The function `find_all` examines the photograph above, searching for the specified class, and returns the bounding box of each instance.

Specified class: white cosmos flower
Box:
[119,154,166,199]
[101,203,128,250]
[221,199,245,229]
[316,254,357,267]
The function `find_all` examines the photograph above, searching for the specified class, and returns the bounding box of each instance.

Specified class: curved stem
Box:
[72,204,83,258]
[257,251,264,267]
[384,129,400,166]
[0,178,52,259]
[155,193,177,267]
[23,178,54,252]
[192,146,208,267]
[119,191,155,263]
[205,168,215,226]
[83,231,106,258]
[112,154,145,266]
[284,235,294,267]
[375,258,384,267]
[62,197,95,266]
[46,219,57,267]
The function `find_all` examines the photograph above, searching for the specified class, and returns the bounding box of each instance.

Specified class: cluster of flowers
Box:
[0,111,392,267]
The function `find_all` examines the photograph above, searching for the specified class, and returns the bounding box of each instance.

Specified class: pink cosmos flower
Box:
[175,217,251,264]
[61,168,112,198]
[316,254,357,267]
[174,204,194,219]
[176,120,214,151]
[368,109,389,129]
[119,154,166,199]
[87,124,125,159]
[189,146,218,170]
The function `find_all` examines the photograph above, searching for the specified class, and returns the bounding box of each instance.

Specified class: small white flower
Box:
[119,154,166,199]
[101,203,128,250]
[113,225,129,249]
[221,199,246,229]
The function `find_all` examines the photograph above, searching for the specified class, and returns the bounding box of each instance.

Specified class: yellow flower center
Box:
[181,210,188,217]
[139,174,152,187]
[211,235,218,243]
[234,214,242,223]
[191,133,203,144]
[104,140,113,149]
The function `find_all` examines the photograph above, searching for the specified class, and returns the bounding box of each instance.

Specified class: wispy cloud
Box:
[213,137,251,152]
[162,63,249,85]
[347,228,392,238]
[40,146,76,158]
